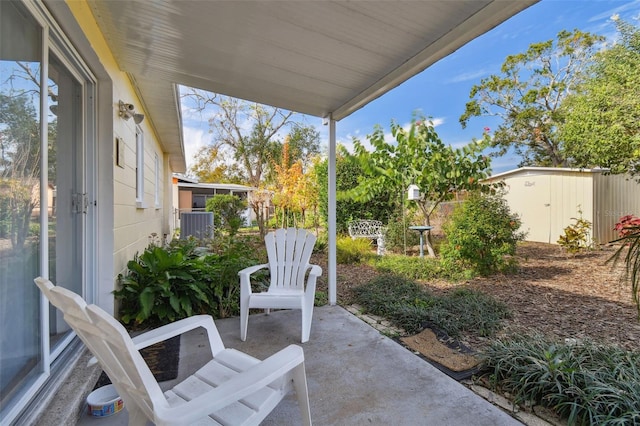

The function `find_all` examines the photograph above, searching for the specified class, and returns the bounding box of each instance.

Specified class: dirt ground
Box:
[313,241,640,352]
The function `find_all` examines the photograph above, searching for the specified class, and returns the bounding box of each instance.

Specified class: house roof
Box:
[486,166,608,181]
[86,0,537,172]
[178,182,256,193]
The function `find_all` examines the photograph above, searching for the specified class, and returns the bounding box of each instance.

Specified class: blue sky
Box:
[181,0,640,176]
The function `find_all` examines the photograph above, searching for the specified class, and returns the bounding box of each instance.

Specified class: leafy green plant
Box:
[314,291,328,307]
[370,254,458,281]
[383,208,420,253]
[609,222,640,318]
[115,240,207,327]
[115,236,259,328]
[336,236,373,264]
[557,207,592,254]
[482,336,640,425]
[353,274,509,337]
[441,192,525,276]
[206,194,247,236]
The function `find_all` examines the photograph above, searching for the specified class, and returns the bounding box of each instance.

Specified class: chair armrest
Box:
[130,315,224,352]
[88,315,225,366]
[304,264,322,298]
[156,344,306,423]
[238,263,269,295]
[238,263,269,277]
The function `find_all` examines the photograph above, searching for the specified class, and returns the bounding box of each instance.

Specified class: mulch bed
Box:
[313,241,640,353]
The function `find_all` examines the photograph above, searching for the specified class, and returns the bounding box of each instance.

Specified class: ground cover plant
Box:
[369,253,468,281]
[482,336,640,425]
[352,274,510,337]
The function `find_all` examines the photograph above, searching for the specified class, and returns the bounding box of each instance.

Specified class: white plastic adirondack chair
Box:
[239,228,322,343]
[34,277,312,426]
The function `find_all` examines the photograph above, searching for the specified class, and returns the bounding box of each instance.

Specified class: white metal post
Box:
[328,116,337,305]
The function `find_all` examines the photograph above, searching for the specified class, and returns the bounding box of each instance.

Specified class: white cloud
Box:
[182,126,210,171]
[447,69,490,83]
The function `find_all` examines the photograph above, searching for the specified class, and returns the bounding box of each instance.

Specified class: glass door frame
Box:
[2,1,97,424]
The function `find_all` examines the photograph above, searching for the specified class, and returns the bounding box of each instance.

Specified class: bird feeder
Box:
[407,184,420,200]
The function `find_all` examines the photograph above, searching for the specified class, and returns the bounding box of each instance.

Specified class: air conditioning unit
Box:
[180,212,214,240]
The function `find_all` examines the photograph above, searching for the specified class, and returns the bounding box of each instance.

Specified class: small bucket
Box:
[86,384,124,417]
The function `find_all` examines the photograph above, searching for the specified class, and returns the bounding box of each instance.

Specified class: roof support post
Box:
[327,115,337,305]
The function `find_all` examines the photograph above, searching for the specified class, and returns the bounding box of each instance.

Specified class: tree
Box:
[189,145,245,183]
[184,89,291,187]
[316,146,395,235]
[205,194,247,236]
[460,30,604,167]
[183,89,321,235]
[345,116,494,257]
[561,18,640,176]
[0,92,42,249]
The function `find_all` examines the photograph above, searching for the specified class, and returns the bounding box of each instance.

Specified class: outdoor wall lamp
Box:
[118,100,145,124]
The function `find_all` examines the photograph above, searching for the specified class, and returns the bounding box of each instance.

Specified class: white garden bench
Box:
[348,220,387,255]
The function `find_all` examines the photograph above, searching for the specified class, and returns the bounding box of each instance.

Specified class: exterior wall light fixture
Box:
[119,100,145,124]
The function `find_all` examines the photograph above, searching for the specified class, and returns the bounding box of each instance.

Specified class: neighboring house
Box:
[484,167,640,245]
[0,1,536,423]
[173,174,256,230]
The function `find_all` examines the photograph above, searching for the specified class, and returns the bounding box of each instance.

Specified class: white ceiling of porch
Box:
[86,0,537,171]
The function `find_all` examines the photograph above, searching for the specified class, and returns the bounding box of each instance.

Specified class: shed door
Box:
[508,174,552,243]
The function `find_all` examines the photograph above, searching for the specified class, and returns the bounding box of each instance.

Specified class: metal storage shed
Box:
[484,167,640,245]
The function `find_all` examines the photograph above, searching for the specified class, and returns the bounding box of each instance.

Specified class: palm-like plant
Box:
[609,220,640,318]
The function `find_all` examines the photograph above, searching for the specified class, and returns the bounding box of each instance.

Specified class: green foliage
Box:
[557,210,592,254]
[343,115,495,256]
[316,149,395,234]
[353,274,510,337]
[561,18,640,176]
[482,336,640,425]
[336,236,373,264]
[206,194,247,236]
[313,231,328,253]
[314,291,328,307]
[115,237,259,328]
[383,207,420,253]
[609,224,640,318]
[460,29,603,167]
[441,192,525,276]
[370,254,464,281]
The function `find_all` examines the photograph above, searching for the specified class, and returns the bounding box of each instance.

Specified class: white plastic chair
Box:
[239,228,322,343]
[34,277,312,426]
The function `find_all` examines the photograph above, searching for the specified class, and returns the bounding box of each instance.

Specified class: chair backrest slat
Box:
[34,278,167,420]
[265,228,316,291]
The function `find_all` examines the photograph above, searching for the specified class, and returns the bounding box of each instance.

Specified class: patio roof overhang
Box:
[83,0,538,172]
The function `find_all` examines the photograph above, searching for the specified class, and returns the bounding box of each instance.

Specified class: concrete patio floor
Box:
[76,305,522,425]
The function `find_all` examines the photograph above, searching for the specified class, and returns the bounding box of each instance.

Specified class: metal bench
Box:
[348,220,387,255]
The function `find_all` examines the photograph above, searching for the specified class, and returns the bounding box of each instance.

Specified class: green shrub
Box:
[115,236,259,328]
[557,210,592,254]
[353,274,509,337]
[206,194,247,236]
[370,254,447,281]
[483,336,640,425]
[441,192,525,276]
[336,236,373,264]
[314,231,328,253]
[383,208,420,253]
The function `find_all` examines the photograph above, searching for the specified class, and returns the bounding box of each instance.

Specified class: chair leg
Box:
[240,301,249,341]
[292,363,312,426]
[301,304,313,343]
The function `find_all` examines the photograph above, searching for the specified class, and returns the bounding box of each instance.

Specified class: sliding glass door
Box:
[0,1,93,422]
